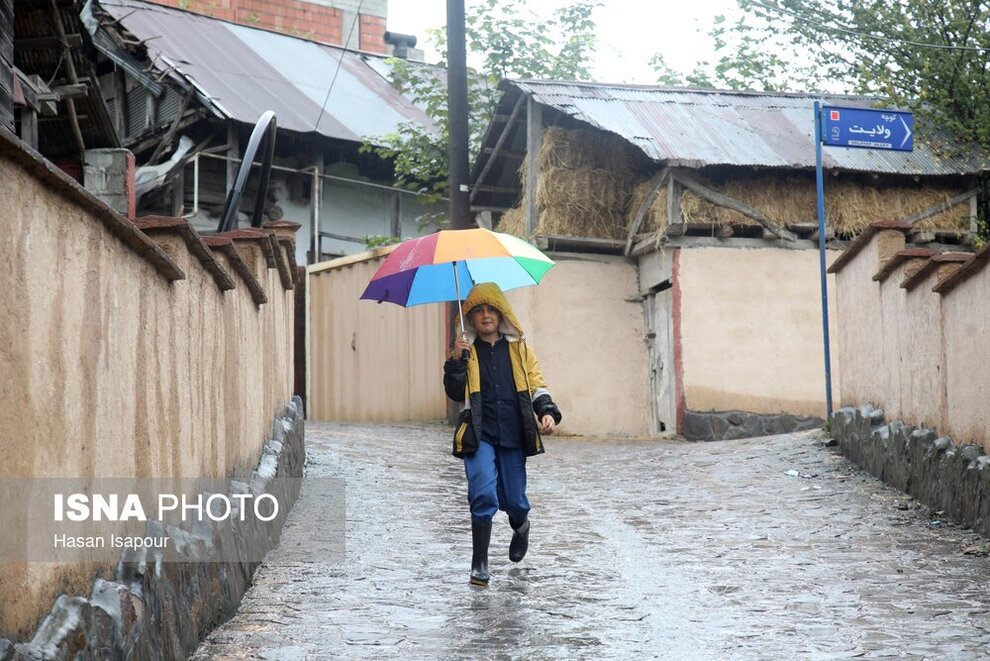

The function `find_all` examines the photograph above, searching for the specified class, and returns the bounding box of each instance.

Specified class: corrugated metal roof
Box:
[507,80,987,175]
[96,0,435,143]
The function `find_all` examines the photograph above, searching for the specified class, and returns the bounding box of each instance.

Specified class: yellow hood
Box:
[461,282,525,340]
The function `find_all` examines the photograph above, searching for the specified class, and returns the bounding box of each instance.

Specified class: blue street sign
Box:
[821,106,914,151]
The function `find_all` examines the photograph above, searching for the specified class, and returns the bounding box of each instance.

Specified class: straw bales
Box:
[626,174,973,238]
[506,126,646,240]
[497,125,973,242]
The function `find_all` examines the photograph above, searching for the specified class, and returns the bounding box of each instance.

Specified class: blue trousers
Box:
[463,440,530,526]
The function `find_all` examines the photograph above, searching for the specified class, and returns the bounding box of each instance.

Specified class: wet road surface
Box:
[192,423,990,659]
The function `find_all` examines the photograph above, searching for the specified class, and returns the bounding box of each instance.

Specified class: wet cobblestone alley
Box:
[192,423,990,659]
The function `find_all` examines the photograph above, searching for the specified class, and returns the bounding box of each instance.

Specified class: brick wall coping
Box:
[203,236,268,305]
[933,245,990,295]
[134,216,236,292]
[826,220,913,275]
[0,130,184,282]
[872,248,940,283]
[901,252,973,291]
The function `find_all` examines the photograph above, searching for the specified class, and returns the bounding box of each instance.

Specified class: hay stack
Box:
[623,172,973,239]
[498,206,525,238]
[511,126,643,240]
[627,179,669,235]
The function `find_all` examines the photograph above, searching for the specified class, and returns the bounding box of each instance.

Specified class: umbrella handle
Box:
[453,260,469,360]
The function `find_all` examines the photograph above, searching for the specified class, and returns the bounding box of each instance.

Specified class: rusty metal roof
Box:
[506,79,986,174]
[470,79,988,210]
[96,0,435,143]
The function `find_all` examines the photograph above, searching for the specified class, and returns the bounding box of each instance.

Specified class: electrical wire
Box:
[314,0,367,130]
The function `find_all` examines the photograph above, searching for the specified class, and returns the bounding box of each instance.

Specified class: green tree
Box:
[654,1,990,150]
[364,0,601,208]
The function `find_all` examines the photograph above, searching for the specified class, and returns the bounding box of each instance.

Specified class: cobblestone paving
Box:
[192,423,990,660]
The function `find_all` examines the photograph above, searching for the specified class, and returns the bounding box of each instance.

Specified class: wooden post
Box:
[667,173,681,230]
[525,97,542,237]
[21,109,38,149]
[389,191,401,238]
[624,167,670,256]
[113,68,127,137]
[226,123,239,202]
[49,0,86,156]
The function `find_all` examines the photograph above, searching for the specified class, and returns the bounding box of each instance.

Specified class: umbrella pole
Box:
[453,260,466,336]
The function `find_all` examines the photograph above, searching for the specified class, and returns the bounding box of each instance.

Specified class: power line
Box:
[750,1,990,53]
[314,0,367,130]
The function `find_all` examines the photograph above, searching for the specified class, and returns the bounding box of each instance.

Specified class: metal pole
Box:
[446,0,472,229]
[192,153,200,215]
[814,101,834,420]
[452,260,466,336]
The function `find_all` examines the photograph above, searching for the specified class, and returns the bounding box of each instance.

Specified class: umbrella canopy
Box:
[360,228,554,308]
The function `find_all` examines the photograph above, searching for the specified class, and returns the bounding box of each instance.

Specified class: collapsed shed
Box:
[471,80,989,440]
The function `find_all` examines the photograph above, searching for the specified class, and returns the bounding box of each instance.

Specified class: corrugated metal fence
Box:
[307,249,449,422]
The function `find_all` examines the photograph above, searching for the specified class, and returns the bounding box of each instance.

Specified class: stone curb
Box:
[831,404,990,537]
[684,409,824,441]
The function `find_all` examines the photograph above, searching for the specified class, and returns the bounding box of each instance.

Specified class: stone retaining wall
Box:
[831,404,990,538]
[683,409,823,441]
[0,397,305,660]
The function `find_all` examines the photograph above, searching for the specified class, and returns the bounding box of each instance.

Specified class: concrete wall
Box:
[0,137,296,637]
[677,245,841,419]
[830,219,990,451]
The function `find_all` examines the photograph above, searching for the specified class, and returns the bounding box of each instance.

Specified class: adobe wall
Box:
[829,220,990,538]
[677,245,841,420]
[506,256,651,437]
[0,135,297,640]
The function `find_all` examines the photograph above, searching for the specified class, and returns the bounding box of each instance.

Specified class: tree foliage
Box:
[653,1,990,150]
[364,0,601,206]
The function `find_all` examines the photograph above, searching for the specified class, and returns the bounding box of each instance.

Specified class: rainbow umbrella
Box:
[360,228,554,333]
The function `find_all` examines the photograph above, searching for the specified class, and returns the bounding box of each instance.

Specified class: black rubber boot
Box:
[509,518,530,563]
[470,520,492,586]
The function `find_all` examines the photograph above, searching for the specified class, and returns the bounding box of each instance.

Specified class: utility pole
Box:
[446,0,472,229]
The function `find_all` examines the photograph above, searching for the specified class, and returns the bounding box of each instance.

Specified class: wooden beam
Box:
[49,0,85,157]
[471,94,525,203]
[903,188,978,225]
[13,70,39,111]
[492,113,525,123]
[525,98,542,236]
[39,114,90,122]
[147,87,195,164]
[473,184,519,195]
[123,111,202,155]
[14,34,83,50]
[20,109,38,149]
[484,147,525,160]
[536,234,626,254]
[623,167,670,256]
[50,83,88,100]
[671,171,797,242]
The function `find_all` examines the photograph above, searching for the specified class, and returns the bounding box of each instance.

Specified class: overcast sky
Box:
[387,0,743,84]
